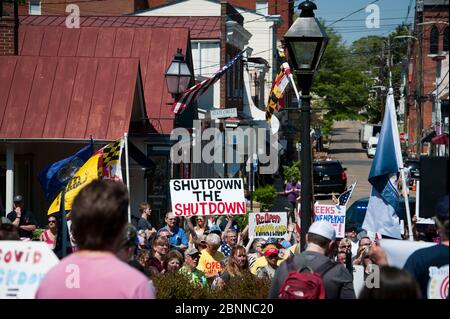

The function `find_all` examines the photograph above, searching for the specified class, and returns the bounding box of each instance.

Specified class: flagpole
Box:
[400,167,414,241]
[124,132,131,224]
[288,74,300,102]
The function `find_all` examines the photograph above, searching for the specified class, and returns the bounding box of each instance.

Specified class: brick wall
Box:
[39,0,148,15]
[406,5,449,154]
[0,16,15,55]
[0,1,17,56]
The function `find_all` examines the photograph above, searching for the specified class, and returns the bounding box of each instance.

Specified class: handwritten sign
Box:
[249,212,288,239]
[313,204,346,238]
[0,241,59,299]
[170,178,246,217]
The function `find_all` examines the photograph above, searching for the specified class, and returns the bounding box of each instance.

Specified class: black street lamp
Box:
[165,48,192,97]
[284,0,328,251]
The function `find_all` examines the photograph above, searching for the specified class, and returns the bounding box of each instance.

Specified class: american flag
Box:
[172,49,246,115]
[338,181,357,206]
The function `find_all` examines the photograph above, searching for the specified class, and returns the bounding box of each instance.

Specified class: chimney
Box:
[0,0,19,55]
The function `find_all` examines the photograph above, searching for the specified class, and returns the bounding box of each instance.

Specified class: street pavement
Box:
[318,120,372,207]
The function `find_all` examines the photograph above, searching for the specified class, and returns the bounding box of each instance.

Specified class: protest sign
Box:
[170,178,246,217]
[248,212,288,239]
[313,204,346,238]
[0,241,59,299]
[379,238,436,268]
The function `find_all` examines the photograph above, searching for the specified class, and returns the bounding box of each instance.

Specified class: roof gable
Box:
[0,56,139,140]
[17,23,192,134]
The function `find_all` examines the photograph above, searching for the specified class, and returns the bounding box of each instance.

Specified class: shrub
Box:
[253,185,277,211]
[153,271,271,299]
[33,228,45,241]
[211,272,271,299]
[282,160,301,182]
[153,271,210,299]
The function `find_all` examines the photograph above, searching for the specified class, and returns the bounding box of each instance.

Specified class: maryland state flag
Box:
[265,49,292,122]
[48,138,124,215]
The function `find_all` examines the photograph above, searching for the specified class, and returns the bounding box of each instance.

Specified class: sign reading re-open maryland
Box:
[170,178,246,217]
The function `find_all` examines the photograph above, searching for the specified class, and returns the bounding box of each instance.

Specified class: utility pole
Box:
[415,0,424,158]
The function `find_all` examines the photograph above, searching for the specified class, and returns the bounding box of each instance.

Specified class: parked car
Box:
[366,136,378,158]
[404,159,420,187]
[346,197,416,233]
[313,160,347,195]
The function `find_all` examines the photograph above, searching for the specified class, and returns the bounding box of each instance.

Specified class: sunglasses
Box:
[48,220,56,224]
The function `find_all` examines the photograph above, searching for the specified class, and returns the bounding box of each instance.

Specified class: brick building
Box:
[406,0,449,156]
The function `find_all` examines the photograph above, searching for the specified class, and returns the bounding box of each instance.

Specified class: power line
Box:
[326,0,380,28]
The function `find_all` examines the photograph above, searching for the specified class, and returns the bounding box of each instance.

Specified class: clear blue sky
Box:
[295,0,415,46]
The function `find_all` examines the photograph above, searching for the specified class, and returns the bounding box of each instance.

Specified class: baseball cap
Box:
[308,220,336,241]
[185,247,200,257]
[264,248,279,257]
[13,195,23,203]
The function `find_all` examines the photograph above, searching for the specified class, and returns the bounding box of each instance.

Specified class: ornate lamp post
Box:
[165,48,192,97]
[284,0,328,250]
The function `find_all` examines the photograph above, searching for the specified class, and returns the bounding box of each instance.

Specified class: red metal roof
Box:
[20,15,221,39]
[0,55,139,140]
[16,23,191,134]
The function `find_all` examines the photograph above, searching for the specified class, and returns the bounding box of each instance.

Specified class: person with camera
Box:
[352,236,373,280]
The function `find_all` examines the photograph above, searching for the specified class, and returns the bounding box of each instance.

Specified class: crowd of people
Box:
[0,180,448,300]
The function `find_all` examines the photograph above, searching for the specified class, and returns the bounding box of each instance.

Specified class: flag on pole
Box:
[362,92,403,239]
[48,138,124,214]
[38,143,94,201]
[338,181,357,207]
[265,49,292,122]
[172,49,246,115]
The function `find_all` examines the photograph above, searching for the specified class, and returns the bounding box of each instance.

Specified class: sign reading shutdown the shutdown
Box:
[0,241,59,299]
[170,178,246,217]
[314,204,346,238]
[248,212,288,239]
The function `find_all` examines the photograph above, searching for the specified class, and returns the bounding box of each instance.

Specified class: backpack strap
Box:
[286,255,298,272]
[315,259,338,277]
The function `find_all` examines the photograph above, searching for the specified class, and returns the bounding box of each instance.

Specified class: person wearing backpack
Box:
[268,221,356,299]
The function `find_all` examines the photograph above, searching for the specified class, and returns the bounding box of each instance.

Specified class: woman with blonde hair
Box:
[215,245,249,288]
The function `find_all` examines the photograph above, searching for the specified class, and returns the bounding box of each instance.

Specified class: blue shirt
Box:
[160,225,188,248]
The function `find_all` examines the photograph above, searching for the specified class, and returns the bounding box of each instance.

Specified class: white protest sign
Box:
[170,178,246,217]
[248,212,288,239]
[428,265,449,299]
[379,238,436,268]
[313,204,346,238]
[353,265,365,299]
[0,241,59,299]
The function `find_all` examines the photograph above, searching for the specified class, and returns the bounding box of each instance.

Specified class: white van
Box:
[367,136,378,158]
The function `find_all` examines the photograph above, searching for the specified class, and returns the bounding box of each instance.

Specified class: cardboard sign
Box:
[170,178,246,217]
[313,204,346,238]
[379,238,436,268]
[248,212,288,239]
[0,241,59,299]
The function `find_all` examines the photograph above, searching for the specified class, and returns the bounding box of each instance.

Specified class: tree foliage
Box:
[309,24,409,125]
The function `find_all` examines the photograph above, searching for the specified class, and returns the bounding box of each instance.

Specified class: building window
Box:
[443,26,449,52]
[256,1,268,16]
[29,0,41,15]
[430,26,439,54]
